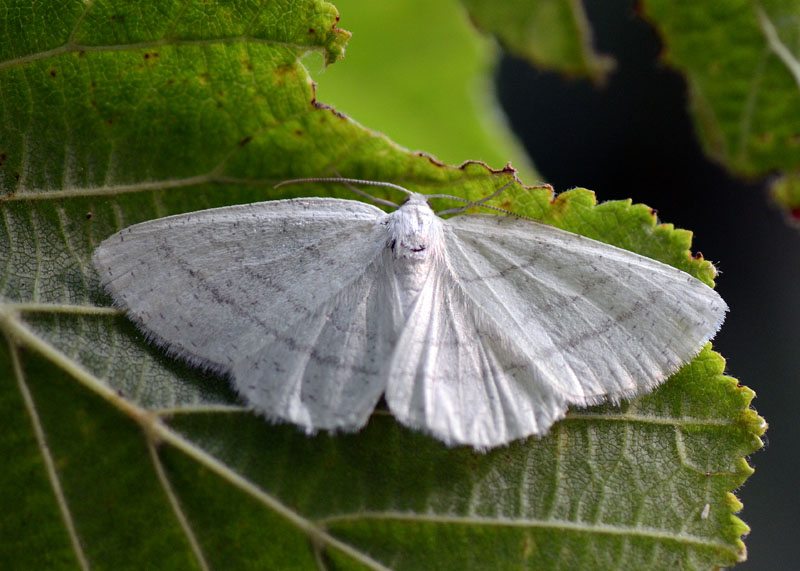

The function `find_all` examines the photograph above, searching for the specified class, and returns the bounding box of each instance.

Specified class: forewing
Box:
[442,214,728,405]
[232,257,400,431]
[384,264,569,448]
[92,197,388,378]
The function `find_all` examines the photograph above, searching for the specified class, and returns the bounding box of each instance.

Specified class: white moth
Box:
[92,178,727,449]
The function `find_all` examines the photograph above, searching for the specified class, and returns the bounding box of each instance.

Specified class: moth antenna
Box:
[434,180,552,219]
[275,177,410,208]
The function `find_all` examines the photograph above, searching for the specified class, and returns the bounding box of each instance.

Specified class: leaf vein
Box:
[756,5,800,89]
[0,37,325,72]
[56,205,90,303]
[6,334,90,569]
[318,511,739,555]
[147,439,211,571]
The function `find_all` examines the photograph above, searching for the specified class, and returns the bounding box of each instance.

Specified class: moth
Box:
[93,178,727,448]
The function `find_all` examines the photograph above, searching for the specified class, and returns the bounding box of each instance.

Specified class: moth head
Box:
[386,194,442,260]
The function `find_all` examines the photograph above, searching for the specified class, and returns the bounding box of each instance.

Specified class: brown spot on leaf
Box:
[274,64,296,80]
[551,193,571,213]
[238,136,253,147]
[420,152,445,167]
[0,153,6,166]
[308,28,316,34]
[49,69,57,77]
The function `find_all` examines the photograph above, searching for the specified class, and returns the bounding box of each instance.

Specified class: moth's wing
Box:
[93,198,396,429]
[386,215,727,449]
[441,214,728,406]
[231,255,400,431]
[384,265,569,448]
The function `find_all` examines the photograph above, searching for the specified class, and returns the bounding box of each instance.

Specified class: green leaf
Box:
[0,1,763,569]
[311,0,539,183]
[460,0,615,82]
[640,0,800,213]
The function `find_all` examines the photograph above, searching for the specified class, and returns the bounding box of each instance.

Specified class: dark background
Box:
[496,2,800,569]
